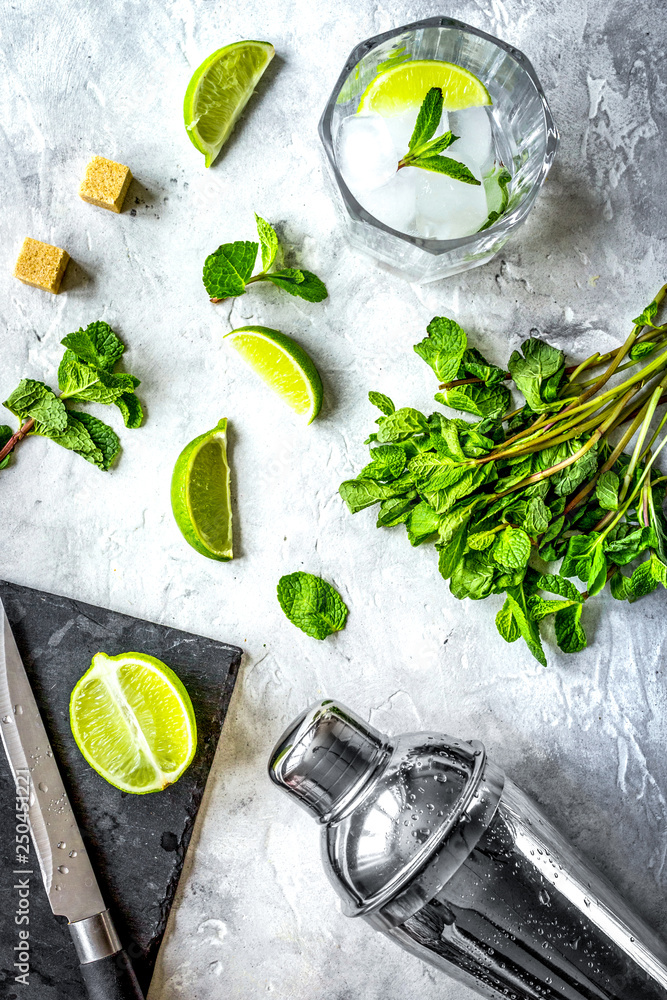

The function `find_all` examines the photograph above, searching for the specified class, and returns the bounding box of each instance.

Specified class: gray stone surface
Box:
[0,1,665,999]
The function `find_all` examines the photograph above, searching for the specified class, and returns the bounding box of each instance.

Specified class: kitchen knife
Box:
[0,599,144,1000]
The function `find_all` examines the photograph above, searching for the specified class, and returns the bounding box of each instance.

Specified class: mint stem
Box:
[0,418,34,464]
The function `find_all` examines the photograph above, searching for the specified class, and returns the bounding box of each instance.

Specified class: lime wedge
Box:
[358,59,491,116]
[171,418,233,560]
[70,652,197,794]
[225,326,323,423]
[184,40,275,167]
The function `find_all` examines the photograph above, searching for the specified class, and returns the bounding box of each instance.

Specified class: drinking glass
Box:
[319,17,558,282]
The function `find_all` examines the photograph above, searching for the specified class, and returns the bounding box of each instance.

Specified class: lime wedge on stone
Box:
[358,59,491,115]
[171,418,233,560]
[224,326,323,423]
[70,652,197,794]
[184,40,275,167]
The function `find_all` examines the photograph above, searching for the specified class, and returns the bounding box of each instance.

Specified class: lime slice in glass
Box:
[184,40,275,167]
[224,326,323,423]
[171,418,233,561]
[70,652,197,794]
[358,59,491,115]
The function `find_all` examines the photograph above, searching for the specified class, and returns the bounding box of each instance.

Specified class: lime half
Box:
[224,326,323,423]
[171,418,233,560]
[358,59,491,116]
[184,40,275,167]
[70,652,197,794]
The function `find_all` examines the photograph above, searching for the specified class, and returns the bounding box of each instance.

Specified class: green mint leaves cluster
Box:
[397,87,480,186]
[204,214,328,304]
[340,288,667,665]
[277,571,348,640]
[1,321,143,471]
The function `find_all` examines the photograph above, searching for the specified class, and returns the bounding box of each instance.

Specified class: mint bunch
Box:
[397,87,480,186]
[204,214,328,304]
[0,321,143,471]
[277,571,348,639]
[340,289,667,665]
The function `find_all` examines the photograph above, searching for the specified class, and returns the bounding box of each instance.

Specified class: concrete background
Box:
[0,1,665,998]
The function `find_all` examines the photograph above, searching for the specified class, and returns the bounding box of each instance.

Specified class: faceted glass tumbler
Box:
[319,17,558,282]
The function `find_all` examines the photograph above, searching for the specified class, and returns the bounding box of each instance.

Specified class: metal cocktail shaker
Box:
[268,700,667,1000]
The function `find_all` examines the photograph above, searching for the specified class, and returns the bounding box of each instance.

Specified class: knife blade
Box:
[0,598,144,1000]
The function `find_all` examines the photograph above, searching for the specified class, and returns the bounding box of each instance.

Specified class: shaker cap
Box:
[269,700,387,823]
[269,700,504,925]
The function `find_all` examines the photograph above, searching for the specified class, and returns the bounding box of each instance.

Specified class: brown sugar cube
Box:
[13,237,70,294]
[79,155,132,213]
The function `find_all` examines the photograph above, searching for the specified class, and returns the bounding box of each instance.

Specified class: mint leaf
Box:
[535,574,584,603]
[479,166,512,231]
[632,299,659,328]
[603,524,654,565]
[74,411,120,470]
[527,595,577,621]
[508,338,565,412]
[435,382,511,418]
[4,379,68,433]
[412,155,481,185]
[359,444,406,480]
[277,571,348,640]
[58,358,137,404]
[554,603,587,653]
[460,347,507,385]
[203,240,258,299]
[406,502,441,546]
[339,475,413,514]
[376,407,428,443]
[0,425,13,470]
[627,559,659,600]
[524,496,550,536]
[61,321,124,371]
[419,132,457,156]
[468,529,497,551]
[369,390,395,415]
[595,470,620,510]
[437,518,468,579]
[496,598,521,642]
[33,411,104,468]
[376,492,418,526]
[629,341,658,361]
[505,584,547,666]
[414,316,467,382]
[551,438,598,497]
[408,87,443,151]
[255,214,279,270]
[492,526,531,570]
[264,269,328,302]
[115,392,143,428]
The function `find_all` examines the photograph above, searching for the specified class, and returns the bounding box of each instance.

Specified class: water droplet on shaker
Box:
[38,782,48,793]
[58,865,69,874]
[57,841,66,849]
[69,850,77,858]
[14,704,23,715]
[2,715,11,724]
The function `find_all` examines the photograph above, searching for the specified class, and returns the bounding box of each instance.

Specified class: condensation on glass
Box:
[269,700,667,1000]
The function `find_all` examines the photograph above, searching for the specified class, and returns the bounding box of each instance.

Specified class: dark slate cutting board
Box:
[0,580,242,1000]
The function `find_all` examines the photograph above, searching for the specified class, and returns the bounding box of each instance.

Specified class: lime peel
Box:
[70,651,197,794]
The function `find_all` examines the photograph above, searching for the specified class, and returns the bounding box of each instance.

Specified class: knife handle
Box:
[69,911,145,1000]
[78,949,144,1000]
